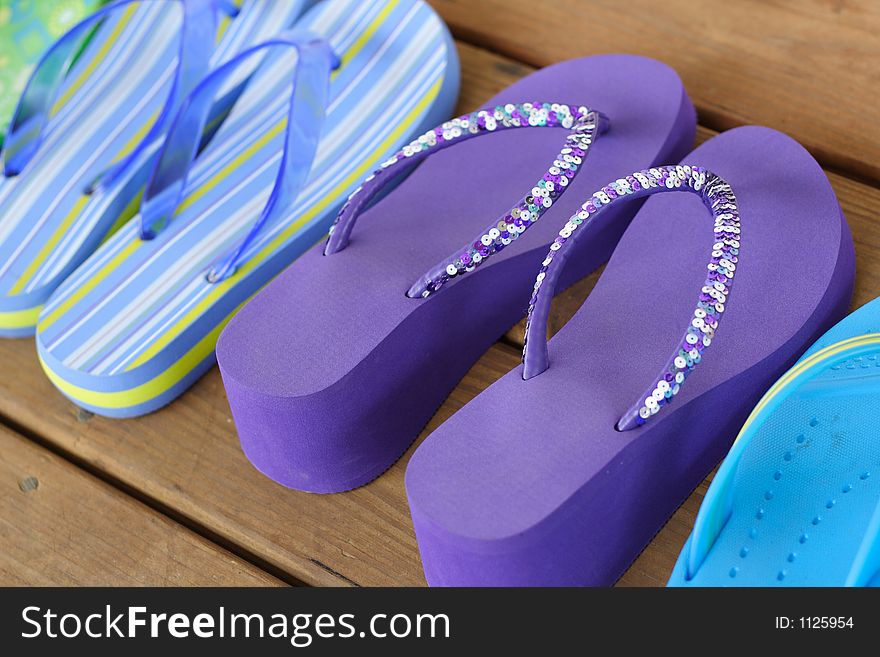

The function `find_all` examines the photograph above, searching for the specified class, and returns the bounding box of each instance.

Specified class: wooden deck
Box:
[2,0,879,586]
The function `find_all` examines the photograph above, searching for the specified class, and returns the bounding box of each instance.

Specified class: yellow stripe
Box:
[39,303,244,410]
[9,196,91,295]
[216,14,232,45]
[0,305,42,330]
[333,0,400,80]
[126,77,443,372]
[734,334,880,443]
[111,109,160,164]
[175,120,288,217]
[754,335,876,411]
[38,239,143,332]
[52,5,138,114]
[103,190,144,245]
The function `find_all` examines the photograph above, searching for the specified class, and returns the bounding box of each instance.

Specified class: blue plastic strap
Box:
[1,0,226,189]
[139,30,338,283]
[215,0,241,17]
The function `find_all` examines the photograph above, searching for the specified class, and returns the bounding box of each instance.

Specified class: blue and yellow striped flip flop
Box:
[670,296,880,586]
[0,0,309,337]
[36,0,460,417]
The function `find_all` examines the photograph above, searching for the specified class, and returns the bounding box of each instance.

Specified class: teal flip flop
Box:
[670,297,880,586]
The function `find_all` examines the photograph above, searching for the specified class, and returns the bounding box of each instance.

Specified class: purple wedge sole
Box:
[217,55,695,493]
[404,126,855,586]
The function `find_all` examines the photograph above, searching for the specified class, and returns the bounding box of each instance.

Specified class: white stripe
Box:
[41,222,142,315]
[196,0,364,159]
[99,204,276,374]
[328,3,422,112]
[31,139,164,289]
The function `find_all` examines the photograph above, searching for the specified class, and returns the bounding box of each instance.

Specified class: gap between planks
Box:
[0,409,306,587]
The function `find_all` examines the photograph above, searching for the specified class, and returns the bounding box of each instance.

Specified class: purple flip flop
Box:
[405,126,855,586]
[217,55,696,493]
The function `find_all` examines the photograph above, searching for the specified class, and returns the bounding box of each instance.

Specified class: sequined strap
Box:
[323,102,609,298]
[521,165,740,432]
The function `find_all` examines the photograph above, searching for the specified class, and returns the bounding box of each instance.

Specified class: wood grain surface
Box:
[1,16,878,587]
[428,0,880,183]
[0,424,281,586]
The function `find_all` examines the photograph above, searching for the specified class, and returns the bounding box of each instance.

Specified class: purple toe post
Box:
[217,55,696,493]
[405,126,855,586]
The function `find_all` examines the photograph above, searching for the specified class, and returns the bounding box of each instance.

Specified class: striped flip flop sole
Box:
[0,0,307,337]
[36,0,459,417]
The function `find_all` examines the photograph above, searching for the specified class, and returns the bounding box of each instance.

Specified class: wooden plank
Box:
[428,0,880,183]
[0,337,522,586]
[0,425,280,586]
[0,42,876,588]
[505,126,880,347]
